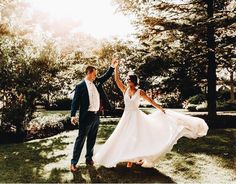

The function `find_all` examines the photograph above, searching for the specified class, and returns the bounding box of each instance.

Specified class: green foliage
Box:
[196,102,207,111]
[186,104,198,112]
[0,34,65,140]
[0,125,235,182]
[188,94,207,104]
[160,95,182,108]
[186,90,236,111]
[47,98,72,110]
[114,0,236,115]
[186,101,236,112]
[217,89,231,101]
[216,101,236,111]
[92,40,140,107]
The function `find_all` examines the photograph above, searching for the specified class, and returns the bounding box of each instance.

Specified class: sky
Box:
[29,0,135,40]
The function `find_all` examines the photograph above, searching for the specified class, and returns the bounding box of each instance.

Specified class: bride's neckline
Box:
[127,88,139,99]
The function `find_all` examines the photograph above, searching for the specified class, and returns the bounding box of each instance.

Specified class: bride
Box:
[93,60,208,168]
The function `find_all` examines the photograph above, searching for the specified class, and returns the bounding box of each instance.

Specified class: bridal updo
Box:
[126,74,138,86]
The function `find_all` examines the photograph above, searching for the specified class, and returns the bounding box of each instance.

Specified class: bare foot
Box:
[127,162,133,168]
[136,160,144,165]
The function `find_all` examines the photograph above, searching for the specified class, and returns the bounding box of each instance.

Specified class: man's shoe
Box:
[86,160,94,166]
[127,162,133,168]
[70,164,77,172]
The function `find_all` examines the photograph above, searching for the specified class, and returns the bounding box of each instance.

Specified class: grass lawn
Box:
[0,125,235,183]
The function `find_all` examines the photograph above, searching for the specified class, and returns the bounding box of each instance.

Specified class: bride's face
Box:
[126,78,135,87]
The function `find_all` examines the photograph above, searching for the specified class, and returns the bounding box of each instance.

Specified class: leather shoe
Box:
[70,164,77,172]
[127,162,133,168]
[86,160,94,166]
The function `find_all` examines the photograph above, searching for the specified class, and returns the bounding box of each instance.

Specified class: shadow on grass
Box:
[92,124,236,182]
[172,128,236,170]
[1,123,235,183]
[70,163,175,183]
[97,124,116,144]
[0,136,69,183]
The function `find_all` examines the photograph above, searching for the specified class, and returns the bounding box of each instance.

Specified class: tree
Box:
[0,1,68,141]
[206,0,217,125]
[114,0,236,126]
[216,3,236,103]
[92,39,141,108]
[0,36,65,141]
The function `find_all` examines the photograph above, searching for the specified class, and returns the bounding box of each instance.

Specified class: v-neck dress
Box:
[93,88,208,168]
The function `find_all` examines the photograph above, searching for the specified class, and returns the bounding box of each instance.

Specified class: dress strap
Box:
[136,89,141,97]
[123,87,129,96]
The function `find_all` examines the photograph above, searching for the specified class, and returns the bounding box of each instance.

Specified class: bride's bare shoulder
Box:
[139,89,146,95]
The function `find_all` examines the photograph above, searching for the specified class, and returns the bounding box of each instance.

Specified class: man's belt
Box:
[88,111,99,115]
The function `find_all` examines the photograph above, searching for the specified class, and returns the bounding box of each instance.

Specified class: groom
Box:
[70,59,118,172]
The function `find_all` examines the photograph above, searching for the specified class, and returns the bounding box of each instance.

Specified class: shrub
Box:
[216,101,236,111]
[26,114,66,140]
[217,90,230,101]
[196,102,207,111]
[186,104,198,111]
[188,94,206,104]
[48,98,72,110]
[186,101,236,112]
[160,95,182,108]
[0,38,65,143]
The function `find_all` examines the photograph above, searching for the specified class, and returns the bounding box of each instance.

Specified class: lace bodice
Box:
[124,88,140,111]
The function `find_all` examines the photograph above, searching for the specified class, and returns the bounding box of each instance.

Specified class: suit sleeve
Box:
[71,85,81,117]
[97,67,114,84]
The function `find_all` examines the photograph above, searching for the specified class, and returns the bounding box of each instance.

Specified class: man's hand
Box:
[71,116,78,125]
[111,58,119,68]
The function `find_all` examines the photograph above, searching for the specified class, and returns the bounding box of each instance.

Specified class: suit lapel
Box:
[84,80,89,96]
[80,80,89,106]
[94,79,100,88]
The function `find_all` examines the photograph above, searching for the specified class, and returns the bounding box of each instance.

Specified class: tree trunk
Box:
[229,71,235,103]
[47,93,50,102]
[207,0,217,127]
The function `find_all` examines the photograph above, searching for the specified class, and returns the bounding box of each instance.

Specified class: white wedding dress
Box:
[93,88,208,168]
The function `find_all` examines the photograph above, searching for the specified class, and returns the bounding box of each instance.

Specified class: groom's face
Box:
[90,69,97,81]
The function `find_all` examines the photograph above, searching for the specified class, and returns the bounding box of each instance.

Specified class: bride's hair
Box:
[127,74,138,86]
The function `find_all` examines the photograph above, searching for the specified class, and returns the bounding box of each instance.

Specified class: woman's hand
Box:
[114,59,126,93]
[111,58,119,68]
[160,108,165,114]
[140,90,166,114]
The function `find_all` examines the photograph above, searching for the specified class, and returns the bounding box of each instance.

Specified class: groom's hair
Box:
[86,66,96,74]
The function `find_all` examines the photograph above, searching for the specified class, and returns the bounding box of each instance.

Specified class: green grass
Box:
[172,128,236,169]
[0,127,235,183]
[35,110,70,116]
[0,136,70,183]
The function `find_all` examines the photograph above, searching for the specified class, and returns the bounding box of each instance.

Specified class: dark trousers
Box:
[71,112,100,165]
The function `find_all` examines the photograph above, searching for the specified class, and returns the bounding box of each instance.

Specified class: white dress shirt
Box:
[85,78,100,112]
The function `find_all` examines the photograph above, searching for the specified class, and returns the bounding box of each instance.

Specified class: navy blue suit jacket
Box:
[71,67,114,122]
